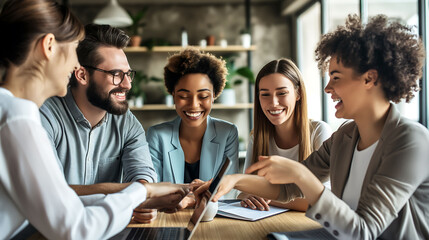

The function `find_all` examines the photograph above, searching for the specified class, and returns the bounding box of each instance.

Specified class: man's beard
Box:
[86,79,129,115]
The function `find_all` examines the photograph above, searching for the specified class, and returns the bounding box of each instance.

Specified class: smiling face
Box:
[258,73,300,127]
[324,57,366,119]
[173,73,214,128]
[86,46,132,115]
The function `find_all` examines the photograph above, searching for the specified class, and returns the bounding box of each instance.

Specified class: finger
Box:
[245,158,271,174]
[266,199,272,205]
[243,198,255,210]
[255,196,270,211]
[249,196,265,210]
[193,181,211,196]
[240,200,248,208]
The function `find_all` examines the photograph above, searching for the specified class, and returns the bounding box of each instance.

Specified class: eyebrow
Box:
[259,87,288,91]
[176,88,212,93]
[330,70,340,75]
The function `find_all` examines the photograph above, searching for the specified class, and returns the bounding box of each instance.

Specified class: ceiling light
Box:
[93,0,132,27]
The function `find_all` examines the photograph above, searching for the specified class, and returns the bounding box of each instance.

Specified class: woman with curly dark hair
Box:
[200,14,429,239]
[147,48,239,209]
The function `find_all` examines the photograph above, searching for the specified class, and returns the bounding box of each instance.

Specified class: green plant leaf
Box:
[236,67,255,84]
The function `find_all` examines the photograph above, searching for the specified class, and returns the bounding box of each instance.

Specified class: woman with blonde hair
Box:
[239,58,331,211]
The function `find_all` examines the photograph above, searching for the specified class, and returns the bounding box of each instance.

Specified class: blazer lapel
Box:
[332,125,360,198]
[200,116,220,181]
[168,117,185,184]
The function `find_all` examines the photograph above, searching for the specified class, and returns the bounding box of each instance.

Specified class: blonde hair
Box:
[251,58,311,164]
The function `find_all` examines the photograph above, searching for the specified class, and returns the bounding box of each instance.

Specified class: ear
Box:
[74,66,89,86]
[296,91,301,102]
[363,69,379,88]
[40,33,56,60]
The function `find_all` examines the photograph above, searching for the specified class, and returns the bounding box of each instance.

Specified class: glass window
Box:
[297,2,322,121]
[326,0,360,130]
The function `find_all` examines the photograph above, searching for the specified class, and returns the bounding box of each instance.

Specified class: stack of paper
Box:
[217,201,289,221]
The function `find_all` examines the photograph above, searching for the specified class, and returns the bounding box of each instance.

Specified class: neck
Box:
[2,67,49,107]
[71,87,106,128]
[179,118,208,142]
[274,114,299,149]
[355,101,390,150]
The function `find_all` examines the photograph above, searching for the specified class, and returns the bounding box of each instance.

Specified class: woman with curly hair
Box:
[238,59,331,212]
[147,48,239,208]
[199,14,429,239]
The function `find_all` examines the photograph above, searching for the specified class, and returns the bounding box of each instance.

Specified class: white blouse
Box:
[0,88,146,239]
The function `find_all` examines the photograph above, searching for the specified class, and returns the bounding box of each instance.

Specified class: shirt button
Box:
[315,213,321,219]
[333,230,339,236]
[324,221,330,227]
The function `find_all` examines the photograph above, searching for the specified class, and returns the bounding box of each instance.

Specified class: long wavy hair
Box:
[251,58,311,164]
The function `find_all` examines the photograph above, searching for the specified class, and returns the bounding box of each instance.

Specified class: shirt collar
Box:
[64,88,108,126]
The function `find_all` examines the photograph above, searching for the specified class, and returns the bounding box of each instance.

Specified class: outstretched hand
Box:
[245,155,300,184]
[140,182,190,213]
[192,175,242,203]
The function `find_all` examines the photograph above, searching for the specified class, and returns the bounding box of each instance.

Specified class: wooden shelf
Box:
[124,45,256,53]
[130,103,253,111]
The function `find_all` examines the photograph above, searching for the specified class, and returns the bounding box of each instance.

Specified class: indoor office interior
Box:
[64,0,428,163]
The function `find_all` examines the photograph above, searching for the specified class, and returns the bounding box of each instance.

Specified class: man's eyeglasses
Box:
[82,65,136,86]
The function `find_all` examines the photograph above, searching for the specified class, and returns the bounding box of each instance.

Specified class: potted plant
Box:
[239,28,251,48]
[128,70,146,107]
[218,57,255,105]
[127,7,147,47]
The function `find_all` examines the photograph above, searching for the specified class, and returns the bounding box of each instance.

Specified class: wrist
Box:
[140,181,152,198]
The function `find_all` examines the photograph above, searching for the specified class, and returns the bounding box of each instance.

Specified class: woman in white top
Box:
[240,59,331,211]
[0,0,188,239]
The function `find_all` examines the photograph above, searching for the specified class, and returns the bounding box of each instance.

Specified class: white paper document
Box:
[217,201,289,221]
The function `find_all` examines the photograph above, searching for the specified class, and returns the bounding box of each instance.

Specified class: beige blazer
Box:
[279,104,429,239]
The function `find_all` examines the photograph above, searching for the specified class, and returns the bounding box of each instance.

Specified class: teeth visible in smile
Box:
[268,109,283,114]
[114,92,125,97]
[185,112,202,117]
[333,98,342,102]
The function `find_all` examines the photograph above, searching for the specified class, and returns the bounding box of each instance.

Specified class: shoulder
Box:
[0,93,40,125]
[147,118,177,136]
[39,96,64,118]
[309,120,331,133]
[209,116,238,131]
[385,117,429,146]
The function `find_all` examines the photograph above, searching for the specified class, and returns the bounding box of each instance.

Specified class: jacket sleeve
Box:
[305,123,429,239]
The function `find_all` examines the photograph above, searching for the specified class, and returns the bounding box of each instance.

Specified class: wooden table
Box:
[128,209,322,240]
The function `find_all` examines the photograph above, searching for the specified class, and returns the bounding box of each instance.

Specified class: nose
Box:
[324,79,333,94]
[191,96,200,108]
[271,95,279,106]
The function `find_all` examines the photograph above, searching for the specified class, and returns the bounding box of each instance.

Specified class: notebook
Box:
[110,158,231,240]
[217,200,289,221]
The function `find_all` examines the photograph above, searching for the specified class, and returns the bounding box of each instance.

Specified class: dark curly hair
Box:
[315,14,425,103]
[164,48,227,98]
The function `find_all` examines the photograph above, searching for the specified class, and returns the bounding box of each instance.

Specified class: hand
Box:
[177,194,196,210]
[132,208,157,223]
[240,195,271,211]
[193,174,242,203]
[246,155,301,184]
[191,180,212,207]
[141,182,190,212]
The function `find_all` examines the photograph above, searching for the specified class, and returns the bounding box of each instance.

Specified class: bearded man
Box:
[40,24,157,224]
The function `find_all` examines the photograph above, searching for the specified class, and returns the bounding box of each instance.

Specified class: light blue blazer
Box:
[147,116,239,183]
